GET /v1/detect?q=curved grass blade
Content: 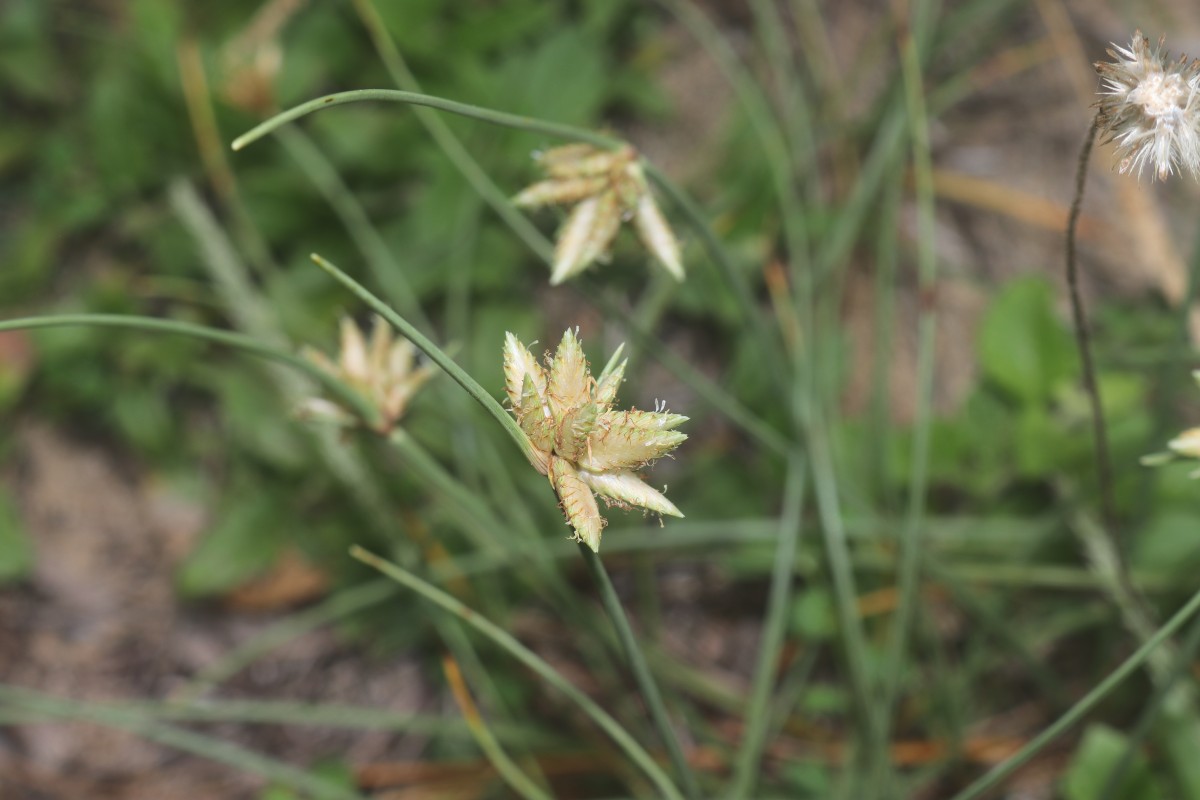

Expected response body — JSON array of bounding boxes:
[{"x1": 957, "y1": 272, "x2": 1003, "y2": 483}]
[
  {"x1": 232, "y1": 89, "x2": 621, "y2": 153},
  {"x1": 950, "y1": 583, "x2": 1200, "y2": 800},
  {"x1": 442, "y1": 655, "x2": 553, "y2": 800},
  {"x1": 351, "y1": 546, "x2": 685, "y2": 800},
  {"x1": 308, "y1": 253, "x2": 539, "y2": 467},
  {"x1": 0, "y1": 313, "x2": 378, "y2": 427}
]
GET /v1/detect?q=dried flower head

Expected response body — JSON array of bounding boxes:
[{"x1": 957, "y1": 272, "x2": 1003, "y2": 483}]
[
  {"x1": 1095, "y1": 31, "x2": 1200, "y2": 181},
  {"x1": 504, "y1": 328, "x2": 686, "y2": 551},
  {"x1": 1141, "y1": 371, "x2": 1200, "y2": 476},
  {"x1": 514, "y1": 143, "x2": 685, "y2": 285},
  {"x1": 299, "y1": 316, "x2": 434, "y2": 433}
]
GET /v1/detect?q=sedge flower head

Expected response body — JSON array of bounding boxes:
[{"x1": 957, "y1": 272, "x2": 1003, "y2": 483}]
[
  {"x1": 513, "y1": 143, "x2": 685, "y2": 285},
  {"x1": 503, "y1": 328, "x2": 686, "y2": 552},
  {"x1": 299, "y1": 316, "x2": 434, "y2": 433},
  {"x1": 1141, "y1": 371, "x2": 1200, "y2": 477},
  {"x1": 1095, "y1": 31, "x2": 1200, "y2": 181}
]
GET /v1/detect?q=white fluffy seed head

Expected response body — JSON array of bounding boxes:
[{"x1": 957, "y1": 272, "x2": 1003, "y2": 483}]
[{"x1": 1096, "y1": 31, "x2": 1200, "y2": 181}]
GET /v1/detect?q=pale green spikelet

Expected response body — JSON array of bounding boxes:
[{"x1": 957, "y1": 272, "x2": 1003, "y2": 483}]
[
  {"x1": 501, "y1": 329, "x2": 687, "y2": 551},
  {"x1": 516, "y1": 142, "x2": 687, "y2": 283},
  {"x1": 298, "y1": 316, "x2": 433, "y2": 433}
]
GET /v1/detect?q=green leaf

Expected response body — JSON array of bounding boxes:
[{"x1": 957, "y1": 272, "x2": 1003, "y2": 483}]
[
  {"x1": 790, "y1": 588, "x2": 837, "y2": 641},
  {"x1": 1063, "y1": 724, "x2": 1164, "y2": 800},
  {"x1": 800, "y1": 684, "x2": 848, "y2": 714},
  {"x1": 782, "y1": 762, "x2": 831, "y2": 798},
  {"x1": 177, "y1": 493, "x2": 286, "y2": 598},
  {"x1": 0, "y1": 487, "x2": 33, "y2": 584},
  {"x1": 1132, "y1": 513, "x2": 1200, "y2": 581},
  {"x1": 978, "y1": 276, "x2": 1077, "y2": 404}
]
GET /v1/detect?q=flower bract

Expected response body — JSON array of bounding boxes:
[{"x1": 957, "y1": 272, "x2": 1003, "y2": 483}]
[{"x1": 504, "y1": 328, "x2": 686, "y2": 551}]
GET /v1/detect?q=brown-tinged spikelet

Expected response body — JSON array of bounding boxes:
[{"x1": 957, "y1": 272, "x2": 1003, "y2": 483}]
[{"x1": 503, "y1": 329, "x2": 686, "y2": 551}]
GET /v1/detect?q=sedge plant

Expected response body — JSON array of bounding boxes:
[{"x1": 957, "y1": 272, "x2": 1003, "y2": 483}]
[{"x1": 16, "y1": 6, "x2": 1200, "y2": 799}]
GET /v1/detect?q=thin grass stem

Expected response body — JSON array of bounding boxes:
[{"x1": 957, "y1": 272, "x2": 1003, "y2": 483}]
[
  {"x1": 0, "y1": 313, "x2": 377, "y2": 427},
  {"x1": 1064, "y1": 119, "x2": 1161, "y2": 649},
  {"x1": 4, "y1": 695, "x2": 540, "y2": 740},
  {"x1": 387, "y1": 428, "x2": 509, "y2": 556},
  {"x1": 309, "y1": 253, "x2": 538, "y2": 466},
  {"x1": 578, "y1": 544, "x2": 700, "y2": 799},
  {"x1": 1066, "y1": 119, "x2": 1118, "y2": 540},
  {"x1": 642, "y1": 164, "x2": 791, "y2": 391},
  {"x1": 876, "y1": 11, "x2": 940, "y2": 793},
  {"x1": 1100, "y1": 612, "x2": 1200, "y2": 800},
  {"x1": 232, "y1": 89, "x2": 621, "y2": 154},
  {"x1": 726, "y1": 454, "x2": 807, "y2": 798},
  {"x1": 273, "y1": 125, "x2": 433, "y2": 334},
  {"x1": 809, "y1": 419, "x2": 878, "y2": 757},
  {"x1": 442, "y1": 655, "x2": 553, "y2": 800},
  {"x1": 351, "y1": 546, "x2": 686, "y2": 800},
  {"x1": 949, "y1": 583, "x2": 1200, "y2": 800},
  {"x1": 349, "y1": 0, "x2": 555, "y2": 263}
]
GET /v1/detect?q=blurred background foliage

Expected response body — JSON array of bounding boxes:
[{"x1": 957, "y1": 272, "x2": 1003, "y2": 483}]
[{"x1": 4, "y1": 0, "x2": 1200, "y2": 798}]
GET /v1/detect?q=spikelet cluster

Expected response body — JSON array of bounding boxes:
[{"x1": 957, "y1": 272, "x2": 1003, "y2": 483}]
[
  {"x1": 514, "y1": 143, "x2": 685, "y2": 285},
  {"x1": 1096, "y1": 31, "x2": 1200, "y2": 181},
  {"x1": 299, "y1": 316, "x2": 434, "y2": 433},
  {"x1": 503, "y1": 329, "x2": 686, "y2": 551}
]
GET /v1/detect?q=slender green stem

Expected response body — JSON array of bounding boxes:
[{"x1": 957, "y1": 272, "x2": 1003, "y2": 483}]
[
  {"x1": 309, "y1": 253, "x2": 538, "y2": 466},
  {"x1": 726, "y1": 454, "x2": 808, "y2": 798},
  {"x1": 349, "y1": 0, "x2": 555, "y2": 264},
  {"x1": 274, "y1": 125, "x2": 434, "y2": 334},
  {"x1": 749, "y1": 0, "x2": 819, "y2": 199},
  {"x1": 660, "y1": 0, "x2": 811, "y2": 286},
  {"x1": 577, "y1": 544, "x2": 700, "y2": 799},
  {"x1": 351, "y1": 546, "x2": 685, "y2": 800},
  {"x1": 168, "y1": 178, "x2": 286, "y2": 346},
  {"x1": 877, "y1": 12, "x2": 940, "y2": 793},
  {"x1": 1100, "y1": 612, "x2": 1200, "y2": 800},
  {"x1": 387, "y1": 428, "x2": 509, "y2": 556},
  {"x1": 642, "y1": 164, "x2": 790, "y2": 393},
  {"x1": 232, "y1": 89, "x2": 621, "y2": 153},
  {"x1": 442, "y1": 656, "x2": 553, "y2": 800},
  {"x1": 949, "y1": 584, "x2": 1200, "y2": 800},
  {"x1": 0, "y1": 313, "x2": 378, "y2": 427},
  {"x1": 1065, "y1": 118, "x2": 1143, "y2": 610},
  {"x1": 809, "y1": 419, "x2": 877, "y2": 752}
]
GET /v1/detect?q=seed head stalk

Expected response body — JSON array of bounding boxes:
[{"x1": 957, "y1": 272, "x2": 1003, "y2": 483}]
[{"x1": 1066, "y1": 116, "x2": 1160, "y2": 654}]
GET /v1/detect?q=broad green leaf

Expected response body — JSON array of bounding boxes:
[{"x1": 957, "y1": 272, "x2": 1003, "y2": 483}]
[
  {"x1": 1063, "y1": 724, "x2": 1163, "y2": 800},
  {"x1": 978, "y1": 277, "x2": 1077, "y2": 403},
  {"x1": 790, "y1": 588, "x2": 837, "y2": 641},
  {"x1": 1132, "y1": 513, "x2": 1200, "y2": 581}
]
